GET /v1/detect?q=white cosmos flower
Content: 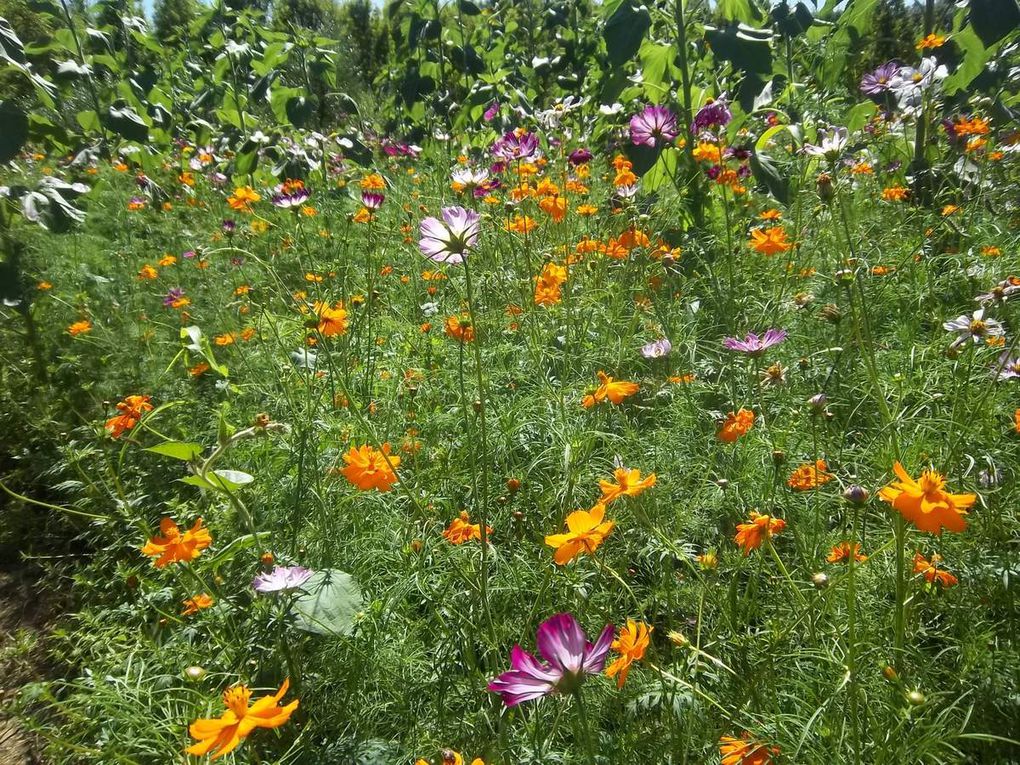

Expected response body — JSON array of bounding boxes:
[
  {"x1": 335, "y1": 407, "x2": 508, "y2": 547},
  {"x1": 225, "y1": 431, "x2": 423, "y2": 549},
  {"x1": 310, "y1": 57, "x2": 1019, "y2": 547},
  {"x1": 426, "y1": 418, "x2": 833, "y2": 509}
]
[
  {"x1": 418, "y1": 206, "x2": 481, "y2": 265},
  {"x1": 942, "y1": 308, "x2": 1004, "y2": 348}
]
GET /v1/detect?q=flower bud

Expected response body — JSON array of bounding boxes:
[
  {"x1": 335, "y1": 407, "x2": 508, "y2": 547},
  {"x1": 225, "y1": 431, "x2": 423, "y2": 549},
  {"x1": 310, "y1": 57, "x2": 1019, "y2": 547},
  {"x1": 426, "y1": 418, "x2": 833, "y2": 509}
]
[
  {"x1": 260, "y1": 551, "x2": 275, "y2": 566},
  {"x1": 715, "y1": 478, "x2": 729, "y2": 490},
  {"x1": 882, "y1": 665, "x2": 899, "y2": 682},
  {"x1": 667, "y1": 630, "x2": 688, "y2": 647},
  {"x1": 811, "y1": 572, "x2": 829, "y2": 589},
  {"x1": 843, "y1": 485, "x2": 870, "y2": 506},
  {"x1": 808, "y1": 393, "x2": 828, "y2": 413},
  {"x1": 506, "y1": 477, "x2": 521, "y2": 493},
  {"x1": 906, "y1": 690, "x2": 926, "y2": 706},
  {"x1": 772, "y1": 450, "x2": 786, "y2": 465},
  {"x1": 409, "y1": 539, "x2": 423, "y2": 554},
  {"x1": 816, "y1": 172, "x2": 834, "y2": 202},
  {"x1": 820, "y1": 304, "x2": 842, "y2": 324},
  {"x1": 185, "y1": 665, "x2": 207, "y2": 681}
]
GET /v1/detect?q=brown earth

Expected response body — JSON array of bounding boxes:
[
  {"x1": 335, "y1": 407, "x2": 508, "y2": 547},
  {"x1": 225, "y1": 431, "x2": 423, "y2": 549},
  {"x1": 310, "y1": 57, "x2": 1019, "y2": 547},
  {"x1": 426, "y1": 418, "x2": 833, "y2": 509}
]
[{"x1": 0, "y1": 567, "x2": 48, "y2": 765}]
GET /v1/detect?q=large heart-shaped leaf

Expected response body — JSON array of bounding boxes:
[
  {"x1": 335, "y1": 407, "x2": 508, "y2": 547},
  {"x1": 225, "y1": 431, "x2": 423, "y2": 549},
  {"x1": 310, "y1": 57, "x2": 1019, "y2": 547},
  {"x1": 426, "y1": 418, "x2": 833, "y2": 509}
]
[
  {"x1": 291, "y1": 569, "x2": 363, "y2": 636},
  {"x1": 967, "y1": 0, "x2": 1020, "y2": 48}
]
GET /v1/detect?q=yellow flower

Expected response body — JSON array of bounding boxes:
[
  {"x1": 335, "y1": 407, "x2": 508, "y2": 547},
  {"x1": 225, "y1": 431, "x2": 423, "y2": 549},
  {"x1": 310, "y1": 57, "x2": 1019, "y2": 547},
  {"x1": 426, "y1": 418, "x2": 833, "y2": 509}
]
[
  {"x1": 598, "y1": 467, "x2": 656, "y2": 504},
  {"x1": 878, "y1": 462, "x2": 975, "y2": 534},
  {"x1": 544, "y1": 504, "x2": 615, "y2": 564},
  {"x1": 605, "y1": 619, "x2": 652, "y2": 688},
  {"x1": 186, "y1": 679, "x2": 298, "y2": 760}
]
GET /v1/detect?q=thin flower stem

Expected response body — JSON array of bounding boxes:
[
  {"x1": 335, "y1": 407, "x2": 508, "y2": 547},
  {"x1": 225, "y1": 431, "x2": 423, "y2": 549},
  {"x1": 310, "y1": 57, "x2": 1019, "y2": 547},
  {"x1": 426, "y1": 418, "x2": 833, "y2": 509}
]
[{"x1": 765, "y1": 536, "x2": 807, "y2": 606}]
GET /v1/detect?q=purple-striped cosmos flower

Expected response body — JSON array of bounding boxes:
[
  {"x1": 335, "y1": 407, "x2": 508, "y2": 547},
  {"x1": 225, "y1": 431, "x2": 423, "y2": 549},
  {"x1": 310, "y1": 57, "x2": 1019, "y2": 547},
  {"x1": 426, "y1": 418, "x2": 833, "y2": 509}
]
[
  {"x1": 488, "y1": 613, "x2": 613, "y2": 706},
  {"x1": 361, "y1": 191, "x2": 384, "y2": 210},
  {"x1": 569, "y1": 148, "x2": 593, "y2": 165},
  {"x1": 641, "y1": 338, "x2": 672, "y2": 359},
  {"x1": 692, "y1": 96, "x2": 732, "y2": 133},
  {"x1": 630, "y1": 105, "x2": 679, "y2": 148},
  {"x1": 995, "y1": 351, "x2": 1020, "y2": 381},
  {"x1": 723, "y1": 329, "x2": 788, "y2": 356},
  {"x1": 419, "y1": 206, "x2": 481, "y2": 265},
  {"x1": 271, "y1": 185, "x2": 311, "y2": 209},
  {"x1": 491, "y1": 130, "x2": 539, "y2": 162},
  {"x1": 163, "y1": 287, "x2": 185, "y2": 307},
  {"x1": 253, "y1": 565, "x2": 313, "y2": 594},
  {"x1": 860, "y1": 61, "x2": 900, "y2": 96}
]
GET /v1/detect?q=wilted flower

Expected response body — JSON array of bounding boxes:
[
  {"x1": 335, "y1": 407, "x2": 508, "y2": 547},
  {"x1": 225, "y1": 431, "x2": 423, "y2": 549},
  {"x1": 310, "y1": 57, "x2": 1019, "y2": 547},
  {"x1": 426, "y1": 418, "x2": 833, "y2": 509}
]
[
  {"x1": 630, "y1": 105, "x2": 679, "y2": 147},
  {"x1": 723, "y1": 329, "x2": 787, "y2": 356},
  {"x1": 442, "y1": 511, "x2": 491, "y2": 545},
  {"x1": 253, "y1": 565, "x2": 313, "y2": 594},
  {"x1": 419, "y1": 207, "x2": 481, "y2": 265},
  {"x1": 640, "y1": 337, "x2": 672, "y2": 359},
  {"x1": 488, "y1": 613, "x2": 613, "y2": 706}
]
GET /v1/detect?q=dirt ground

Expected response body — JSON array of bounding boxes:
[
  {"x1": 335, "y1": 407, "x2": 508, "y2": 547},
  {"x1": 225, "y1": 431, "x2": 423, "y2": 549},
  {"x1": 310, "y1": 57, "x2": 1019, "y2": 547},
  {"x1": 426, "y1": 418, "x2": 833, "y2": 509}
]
[{"x1": 0, "y1": 567, "x2": 48, "y2": 765}]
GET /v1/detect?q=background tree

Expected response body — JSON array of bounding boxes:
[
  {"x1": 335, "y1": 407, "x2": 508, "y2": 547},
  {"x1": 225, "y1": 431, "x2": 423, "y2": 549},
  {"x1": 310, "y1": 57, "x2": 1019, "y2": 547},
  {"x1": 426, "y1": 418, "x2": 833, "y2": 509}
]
[{"x1": 153, "y1": 0, "x2": 198, "y2": 46}]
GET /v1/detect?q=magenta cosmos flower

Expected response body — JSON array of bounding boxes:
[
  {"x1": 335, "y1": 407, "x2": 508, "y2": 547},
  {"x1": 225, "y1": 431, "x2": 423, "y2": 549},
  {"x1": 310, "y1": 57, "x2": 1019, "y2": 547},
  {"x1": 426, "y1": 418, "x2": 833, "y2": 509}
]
[
  {"x1": 419, "y1": 206, "x2": 480, "y2": 265},
  {"x1": 723, "y1": 329, "x2": 787, "y2": 355},
  {"x1": 253, "y1": 565, "x2": 313, "y2": 594},
  {"x1": 488, "y1": 613, "x2": 613, "y2": 706},
  {"x1": 491, "y1": 130, "x2": 539, "y2": 162},
  {"x1": 630, "y1": 105, "x2": 679, "y2": 148}
]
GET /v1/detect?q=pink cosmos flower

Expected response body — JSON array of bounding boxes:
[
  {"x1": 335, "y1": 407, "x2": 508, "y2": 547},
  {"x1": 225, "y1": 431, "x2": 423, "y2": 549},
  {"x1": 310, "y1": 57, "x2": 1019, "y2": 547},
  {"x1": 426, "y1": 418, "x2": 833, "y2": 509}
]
[
  {"x1": 488, "y1": 613, "x2": 613, "y2": 706},
  {"x1": 253, "y1": 565, "x2": 313, "y2": 594},
  {"x1": 491, "y1": 130, "x2": 539, "y2": 162},
  {"x1": 630, "y1": 105, "x2": 679, "y2": 148},
  {"x1": 418, "y1": 206, "x2": 480, "y2": 265},
  {"x1": 723, "y1": 329, "x2": 787, "y2": 356},
  {"x1": 641, "y1": 338, "x2": 672, "y2": 359}
]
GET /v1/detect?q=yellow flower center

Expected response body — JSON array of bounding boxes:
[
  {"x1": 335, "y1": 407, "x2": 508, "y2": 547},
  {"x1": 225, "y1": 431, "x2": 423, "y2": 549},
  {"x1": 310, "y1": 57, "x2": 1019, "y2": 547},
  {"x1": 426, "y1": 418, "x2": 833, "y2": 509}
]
[
  {"x1": 969, "y1": 319, "x2": 987, "y2": 335},
  {"x1": 918, "y1": 470, "x2": 945, "y2": 494}
]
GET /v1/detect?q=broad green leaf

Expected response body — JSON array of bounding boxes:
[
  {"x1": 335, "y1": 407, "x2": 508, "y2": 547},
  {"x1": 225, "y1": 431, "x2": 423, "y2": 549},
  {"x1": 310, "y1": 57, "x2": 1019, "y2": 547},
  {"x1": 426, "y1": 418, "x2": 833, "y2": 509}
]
[
  {"x1": 0, "y1": 102, "x2": 28, "y2": 164},
  {"x1": 291, "y1": 569, "x2": 363, "y2": 636},
  {"x1": 704, "y1": 24, "x2": 773, "y2": 75},
  {"x1": 967, "y1": 0, "x2": 1019, "y2": 48},
  {"x1": 144, "y1": 441, "x2": 203, "y2": 461},
  {"x1": 603, "y1": 1, "x2": 651, "y2": 68}
]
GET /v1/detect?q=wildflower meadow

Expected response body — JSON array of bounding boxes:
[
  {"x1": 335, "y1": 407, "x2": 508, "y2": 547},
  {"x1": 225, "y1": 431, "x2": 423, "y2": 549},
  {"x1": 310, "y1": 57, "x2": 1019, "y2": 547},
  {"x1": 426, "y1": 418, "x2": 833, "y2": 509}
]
[{"x1": 1, "y1": 0, "x2": 1019, "y2": 762}]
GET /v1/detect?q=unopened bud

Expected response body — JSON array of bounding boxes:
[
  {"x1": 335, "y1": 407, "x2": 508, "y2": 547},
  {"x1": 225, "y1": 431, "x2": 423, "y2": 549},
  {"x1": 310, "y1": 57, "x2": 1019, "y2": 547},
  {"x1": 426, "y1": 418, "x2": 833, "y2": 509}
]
[
  {"x1": 843, "y1": 485, "x2": 870, "y2": 505},
  {"x1": 907, "y1": 690, "x2": 926, "y2": 706},
  {"x1": 184, "y1": 665, "x2": 207, "y2": 681},
  {"x1": 808, "y1": 393, "x2": 828, "y2": 413},
  {"x1": 667, "y1": 630, "x2": 688, "y2": 647},
  {"x1": 812, "y1": 572, "x2": 829, "y2": 589}
]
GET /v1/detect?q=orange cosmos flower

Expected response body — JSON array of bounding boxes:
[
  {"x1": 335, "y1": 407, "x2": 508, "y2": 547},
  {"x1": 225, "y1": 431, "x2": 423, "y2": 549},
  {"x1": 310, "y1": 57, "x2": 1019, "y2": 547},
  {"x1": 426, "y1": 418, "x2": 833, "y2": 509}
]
[
  {"x1": 916, "y1": 33, "x2": 945, "y2": 50},
  {"x1": 314, "y1": 301, "x2": 348, "y2": 337},
  {"x1": 881, "y1": 186, "x2": 909, "y2": 202},
  {"x1": 605, "y1": 619, "x2": 652, "y2": 688},
  {"x1": 105, "y1": 394, "x2": 154, "y2": 438},
  {"x1": 37, "y1": 281, "x2": 53, "y2": 290},
  {"x1": 539, "y1": 195, "x2": 567, "y2": 222},
  {"x1": 598, "y1": 467, "x2": 656, "y2": 504},
  {"x1": 719, "y1": 733, "x2": 779, "y2": 765},
  {"x1": 1014, "y1": 408, "x2": 1020, "y2": 433},
  {"x1": 141, "y1": 517, "x2": 212, "y2": 568},
  {"x1": 186, "y1": 679, "x2": 298, "y2": 760},
  {"x1": 544, "y1": 503, "x2": 615, "y2": 565},
  {"x1": 227, "y1": 186, "x2": 260, "y2": 212},
  {"x1": 534, "y1": 262, "x2": 568, "y2": 306},
  {"x1": 941, "y1": 204, "x2": 960, "y2": 217},
  {"x1": 582, "y1": 371, "x2": 639, "y2": 408},
  {"x1": 182, "y1": 593, "x2": 215, "y2": 616},
  {"x1": 734, "y1": 511, "x2": 786, "y2": 555},
  {"x1": 749, "y1": 227, "x2": 792, "y2": 256},
  {"x1": 614, "y1": 168, "x2": 638, "y2": 187},
  {"x1": 692, "y1": 141, "x2": 722, "y2": 164},
  {"x1": 442, "y1": 511, "x2": 492, "y2": 545},
  {"x1": 576, "y1": 203, "x2": 598, "y2": 216},
  {"x1": 759, "y1": 208, "x2": 782, "y2": 221},
  {"x1": 827, "y1": 541, "x2": 867, "y2": 564},
  {"x1": 137, "y1": 264, "x2": 159, "y2": 280},
  {"x1": 912, "y1": 552, "x2": 958, "y2": 588},
  {"x1": 360, "y1": 173, "x2": 386, "y2": 190},
  {"x1": 878, "y1": 462, "x2": 975, "y2": 534},
  {"x1": 444, "y1": 314, "x2": 475, "y2": 342},
  {"x1": 67, "y1": 319, "x2": 92, "y2": 336},
  {"x1": 505, "y1": 215, "x2": 537, "y2": 234},
  {"x1": 787, "y1": 459, "x2": 833, "y2": 491},
  {"x1": 340, "y1": 443, "x2": 401, "y2": 492},
  {"x1": 718, "y1": 409, "x2": 754, "y2": 442}
]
